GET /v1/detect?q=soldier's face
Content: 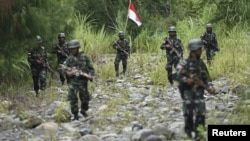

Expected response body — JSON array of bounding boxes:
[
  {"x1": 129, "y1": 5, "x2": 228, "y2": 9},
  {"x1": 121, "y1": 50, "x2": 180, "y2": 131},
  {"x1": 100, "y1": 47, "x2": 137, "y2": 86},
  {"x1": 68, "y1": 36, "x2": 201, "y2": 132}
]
[
  {"x1": 59, "y1": 37, "x2": 65, "y2": 42},
  {"x1": 69, "y1": 48, "x2": 78, "y2": 55},
  {"x1": 196, "y1": 48, "x2": 202, "y2": 57},
  {"x1": 206, "y1": 27, "x2": 212, "y2": 32},
  {"x1": 169, "y1": 31, "x2": 176, "y2": 37},
  {"x1": 191, "y1": 48, "x2": 202, "y2": 58}
]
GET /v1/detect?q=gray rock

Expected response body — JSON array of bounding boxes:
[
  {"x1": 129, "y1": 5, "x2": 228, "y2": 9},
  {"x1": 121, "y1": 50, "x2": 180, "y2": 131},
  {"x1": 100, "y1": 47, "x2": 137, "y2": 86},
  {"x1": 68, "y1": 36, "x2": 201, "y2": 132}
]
[
  {"x1": 79, "y1": 127, "x2": 93, "y2": 136},
  {"x1": 144, "y1": 135, "x2": 162, "y2": 141},
  {"x1": 23, "y1": 116, "x2": 42, "y2": 129},
  {"x1": 132, "y1": 129, "x2": 155, "y2": 141},
  {"x1": 80, "y1": 134, "x2": 100, "y2": 141}
]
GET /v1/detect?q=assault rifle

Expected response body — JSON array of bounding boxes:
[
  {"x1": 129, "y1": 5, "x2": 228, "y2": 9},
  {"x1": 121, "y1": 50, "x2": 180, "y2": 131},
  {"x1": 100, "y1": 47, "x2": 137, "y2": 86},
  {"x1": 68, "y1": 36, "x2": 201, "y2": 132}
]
[
  {"x1": 59, "y1": 64, "x2": 94, "y2": 81},
  {"x1": 56, "y1": 44, "x2": 69, "y2": 57},
  {"x1": 113, "y1": 41, "x2": 129, "y2": 55},
  {"x1": 39, "y1": 57, "x2": 56, "y2": 74},
  {"x1": 190, "y1": 73, "x2": 226, "y2": 105},
  {"x1": 202, "y1": 40, "x2": 220, "y2": 51},
  {"x1": 165, "y1": 39, "x2": 182, "y2": 58},
  {"x1": 190, "y1": 73, "x2": 215, "y2": 95}
]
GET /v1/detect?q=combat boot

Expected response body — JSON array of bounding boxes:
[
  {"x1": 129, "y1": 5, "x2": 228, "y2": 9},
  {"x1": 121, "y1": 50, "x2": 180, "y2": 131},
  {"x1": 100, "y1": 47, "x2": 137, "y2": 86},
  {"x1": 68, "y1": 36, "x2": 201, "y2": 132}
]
[
  {"x1": 61, "y1": 80, "x2": 65, "y2": 85},
  {"x1": 115, "y1": 71, "x2": 119, "y2": 77},
  {"x1": 35, "y1": 90, "x2": 39, "y2": 97},
  {"x1": 72, "y1": 114, "x2": 79, "y2": 121},
  {"x1": 122, "y1": 69, "x2": 126, "y2": 76},
  {"x1": 168, "y1": 75, "x2": 173, "y2": 85},
  {"x1": 115, "y1": 64, "x2": 119, "y2": 77},
  {"x1": 80, "y1": 110, "x2": 88, "y2": 117}
]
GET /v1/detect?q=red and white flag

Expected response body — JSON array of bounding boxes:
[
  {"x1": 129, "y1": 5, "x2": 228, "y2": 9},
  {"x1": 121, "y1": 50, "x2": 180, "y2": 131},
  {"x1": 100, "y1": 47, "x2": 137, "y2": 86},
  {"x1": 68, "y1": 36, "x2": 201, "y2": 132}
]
[{"x1": 128, "y1": 1, "x2": 142, "y2": 27}]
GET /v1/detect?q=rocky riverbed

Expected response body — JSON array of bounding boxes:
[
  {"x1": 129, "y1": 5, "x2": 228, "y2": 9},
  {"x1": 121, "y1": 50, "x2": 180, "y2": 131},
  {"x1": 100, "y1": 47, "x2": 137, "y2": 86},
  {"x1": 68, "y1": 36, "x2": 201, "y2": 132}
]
[{"x1": 0, "y1": 54, "x2": 249, "y2": 141}]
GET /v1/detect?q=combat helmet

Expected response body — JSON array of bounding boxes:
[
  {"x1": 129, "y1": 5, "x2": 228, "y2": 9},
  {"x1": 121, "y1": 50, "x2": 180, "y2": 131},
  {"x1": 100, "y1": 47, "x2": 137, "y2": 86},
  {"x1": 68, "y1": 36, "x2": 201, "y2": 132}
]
[
  {"x1": 36, "y1": 35, "x2": 42, "y2": 43},
  {"x1": 206, "y1": 23, "x2": 212, "y2": 28},
  {"x1": 68, "y1": 39, "x2": 81, "y2": 49},
  {"x1": 188, "y1": 39, "x2": 204, "y2": 51},
  {"x1": 58, "y1": 33, "x2": 66, "y2": 39},
  {"x1": 168, "y1": 26, "x2": 176, "y2": 32},
  {"x1": 118, "y1": 31, "x2": 125, "y2": 38}
]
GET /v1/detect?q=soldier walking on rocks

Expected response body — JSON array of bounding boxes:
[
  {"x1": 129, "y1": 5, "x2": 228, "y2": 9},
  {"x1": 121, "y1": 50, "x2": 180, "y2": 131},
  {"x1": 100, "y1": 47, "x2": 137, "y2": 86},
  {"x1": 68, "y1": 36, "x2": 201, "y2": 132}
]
[
  {"x1": 60, "y1": 39, "x2": 95, "y2": 121},
  {"x1": 173, "y1": 39, "x2": 215, "y2": 140}
]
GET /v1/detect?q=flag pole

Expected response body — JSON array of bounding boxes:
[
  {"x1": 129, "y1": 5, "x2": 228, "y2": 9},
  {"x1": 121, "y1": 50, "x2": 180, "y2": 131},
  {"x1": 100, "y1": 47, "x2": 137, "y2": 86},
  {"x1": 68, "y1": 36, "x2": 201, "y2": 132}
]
[{"x1": 124, "y1": 0, "x2": 131, "y2": 32}]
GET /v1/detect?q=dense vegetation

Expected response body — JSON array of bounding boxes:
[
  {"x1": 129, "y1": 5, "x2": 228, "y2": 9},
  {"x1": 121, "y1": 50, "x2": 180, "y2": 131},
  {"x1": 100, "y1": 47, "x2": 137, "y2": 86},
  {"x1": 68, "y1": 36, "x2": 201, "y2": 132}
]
[{"x1": 0, "y1": 0, "x2": 250, "y2": 125}]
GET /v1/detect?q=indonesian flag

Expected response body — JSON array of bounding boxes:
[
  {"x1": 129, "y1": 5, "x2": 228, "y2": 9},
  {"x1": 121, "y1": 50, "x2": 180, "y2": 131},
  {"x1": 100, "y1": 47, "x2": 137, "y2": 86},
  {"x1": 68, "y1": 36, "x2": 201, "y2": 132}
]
[{"x1": 128, "y1": 2, "x2": 142, "y2": 27}]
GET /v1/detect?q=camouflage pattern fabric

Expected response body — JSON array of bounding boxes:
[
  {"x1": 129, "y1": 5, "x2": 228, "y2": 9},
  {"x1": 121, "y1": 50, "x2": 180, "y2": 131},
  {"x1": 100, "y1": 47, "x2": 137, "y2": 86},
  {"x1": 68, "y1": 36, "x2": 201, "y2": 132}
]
[
  {"x1": 52, "y1": 43, "x2": 70, "y2": 64},
  {"x1": 200, "y1": 32, "x2": 218, "y2": 64},
  {"x1": 160, "y1": 37, "x2": 184, "y2": 84},
  {"x1": 174, "y1": 57, "x2": 212, "y2": 138},
  {"x1": 63, "y1": 53, "x2": 95, "y2": 116},
  {"x1": 27, "y1": 45, "x2": 48, "y2": 94},
  {"x1": 52, "y1": 43, "x2": 70, "y2": 84},
  {"x1": 113, "y1": 39, "x2": 130, "y2": 76}
]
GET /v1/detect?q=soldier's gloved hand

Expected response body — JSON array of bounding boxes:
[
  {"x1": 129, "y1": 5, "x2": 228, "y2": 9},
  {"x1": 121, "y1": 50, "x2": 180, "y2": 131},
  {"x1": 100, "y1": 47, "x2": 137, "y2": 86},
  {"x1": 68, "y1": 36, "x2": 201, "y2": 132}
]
[
  {"x1": 207, "y1": 86, "x2": 215, "y2": 95},
  {"x1": 166, "y1": 45, "x2": 171, "y2": 48},
  {"x1": 202, "y1": 40, "x2": 208, "y2": 44},
  {"x1": 186, "y1": 78, "x2": 195, "y2": 85},
  {"x1": 66, "y1": 71, "x2": 74, "y2": 77},
  {"x1": 36, "y1": 60, "x2": 43, "y2": 64}
]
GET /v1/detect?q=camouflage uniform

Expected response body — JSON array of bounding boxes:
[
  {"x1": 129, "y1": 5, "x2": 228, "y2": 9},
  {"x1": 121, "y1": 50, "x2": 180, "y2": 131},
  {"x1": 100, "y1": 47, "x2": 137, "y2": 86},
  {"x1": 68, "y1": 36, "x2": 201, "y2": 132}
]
[
  {"x1": 63, "y1": 39, "x2": 95, "y2": 120},
  {"x1": 173, "y1": 39, "x2": 214, "y2": 139},
  {"x1": 160, "y1": 26, "x2": 183, "y2": 84},
  {"x1": 200, "y1": 23, "x2": 219, "y2": 65},
  {"x1": 27, "y1": 35, "x2": 48, "y2": 96},
  {"x1": 113, "y1": 31, "x2": 130, "y2": 77},
  {"x1": 52, "y1": 33, "x2": 70, "y2": 85}
]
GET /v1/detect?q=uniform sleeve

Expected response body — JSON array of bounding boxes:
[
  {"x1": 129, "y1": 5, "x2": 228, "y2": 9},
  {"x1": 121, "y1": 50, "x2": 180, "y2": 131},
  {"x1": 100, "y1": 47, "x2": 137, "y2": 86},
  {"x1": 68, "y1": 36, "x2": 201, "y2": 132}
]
[
  {"x1": 160, "y1": 39, "x2": 167, "y2": 50},
  {"x1": 52, "y1": 45, "x2": 58, "y2": 54},
  {"x1": 27, "y1": 50, "x2": 36, "y2": 65},
  {"x1": 126, "y1": 40, "x2": 130, "y2": 53},
  {"x1": 112, "y1": 40, "x2": 118, "y2": 49},
  {"x1": 86, "y1": 56, "x2": 95, "y2": 76},
  {"x1": 214, "y1": 33, "x2": 218, "y2": 48},
  {"x1": 200, "y1": 32, "x2": 205, "y2": 40},
  {"x1": 178, "y1": 39, "x2": 184, "y2": 55},
  {"x1": 174, "y1": 60, "x2": 188, "y2": 84},
  {"x1": 42, "y1": 48, "x2": 48, "y2": 63},
  {"x1": 201, "y1": 60, "x2": 212, "y2": 83}
]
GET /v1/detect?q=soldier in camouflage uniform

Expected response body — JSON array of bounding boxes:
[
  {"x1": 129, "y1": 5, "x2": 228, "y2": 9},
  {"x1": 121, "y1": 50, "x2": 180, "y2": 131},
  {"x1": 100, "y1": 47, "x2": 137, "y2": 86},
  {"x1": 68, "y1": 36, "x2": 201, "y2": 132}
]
[
  {"x1": 173, "y1": 39, "x2": 215, "y2": 140},
  {"x1": 113, "y1": 31, "x2": 130, "y2": 77},
  {"x1": 27, "y1": 35, "x2": 48, "y2": 96},
  {"x1": 200, "y1": 23, "x2": 219, "y2": 65},
  {"x1": 62, "y1": 39, "x2": 95, "y2": 120},
  {"x1": 160, "y1": 26, "x2": 184, "y2": 85},
  {"x1": 52, "y1": 33, "x2": 70, "y2": 85}
]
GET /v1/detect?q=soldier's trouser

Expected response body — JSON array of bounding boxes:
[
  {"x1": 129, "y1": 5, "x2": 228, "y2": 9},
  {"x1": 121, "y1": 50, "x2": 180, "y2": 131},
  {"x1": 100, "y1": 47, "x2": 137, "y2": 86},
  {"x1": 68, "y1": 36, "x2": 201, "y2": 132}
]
[
  {"x1": 206, "y1": 48, "x2": 215, "y2": 65},
  {"x1": 31, "y1": 67, "x2": 47, "y2": 92},
  {"x1": 59, "y1": 71, "x2": 69, "y2": 84},
  {"x1": 68, "y1": 82, "x2": 90, "y2": 115},
  {"x1": 165, "y1": 57, "x2": 179, "y2": 84},
  {"x1": 114, "y1": 54, "x2": 128, "y2": 75},
  {"x1": 182, "y1": 89, "x2": 206, "y2": 138}
]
